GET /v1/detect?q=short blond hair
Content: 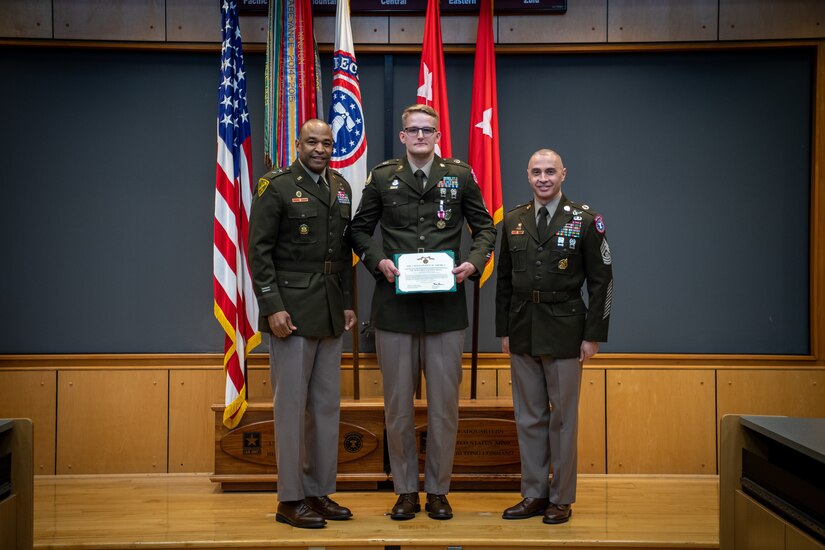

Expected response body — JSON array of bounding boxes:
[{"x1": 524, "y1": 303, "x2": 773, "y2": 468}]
[{"x1": 401, "y1": 104, "x2": 439, "y2": 128}]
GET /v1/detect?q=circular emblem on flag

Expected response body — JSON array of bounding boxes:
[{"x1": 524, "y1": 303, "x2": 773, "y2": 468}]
[
  {"x1": 595, "y1": 215, "x2": 606, "y2": 234},
  {"x1": 329, "y1": 85, "x2": 366, "y2": 168}
]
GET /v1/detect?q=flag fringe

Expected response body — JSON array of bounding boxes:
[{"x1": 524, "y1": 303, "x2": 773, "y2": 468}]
[{"x1": 214, "y1": 300, "x2": 260, "y2": 428}]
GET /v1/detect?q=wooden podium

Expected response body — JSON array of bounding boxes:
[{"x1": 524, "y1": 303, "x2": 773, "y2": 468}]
[{"x1": 211, "y1": 398, "x2": 520, "y2": 491}]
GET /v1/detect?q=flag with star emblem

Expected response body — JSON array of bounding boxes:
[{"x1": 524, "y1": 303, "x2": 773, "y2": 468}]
[
  {"x1": 417, "y1": 0, "x2": 451, "y2": 157},
  {"x1": 264, "y1": 0, "x2": 323, "y2": 168},
  {"x1": 328, "y1": 0, "x2": 367, "y2": 218},
  {"x1": 214, "y1": 0, "x2": 261, "y2": 429},
  {"x1": 468, "y1": 0, "x2": 503, "y2": 286}
]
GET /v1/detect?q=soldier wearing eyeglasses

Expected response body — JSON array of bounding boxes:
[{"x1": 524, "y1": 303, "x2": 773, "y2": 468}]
[{"x1": 349, "y1": 104, "x2": 496, "y2": 521}]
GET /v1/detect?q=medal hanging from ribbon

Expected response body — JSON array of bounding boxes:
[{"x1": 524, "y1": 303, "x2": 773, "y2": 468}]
[{"x1": 437, "y1": 200, "x2": 446, "y2": 229}]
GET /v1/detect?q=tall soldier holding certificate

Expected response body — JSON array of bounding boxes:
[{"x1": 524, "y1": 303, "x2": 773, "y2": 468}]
[{"x1": 349, "y1": 104, "x2": 495, "y2": 520}]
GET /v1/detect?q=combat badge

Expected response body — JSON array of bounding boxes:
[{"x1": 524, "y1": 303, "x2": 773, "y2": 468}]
[{"x1": 257, "y1": 178, "x2": 269, "y2": 197}]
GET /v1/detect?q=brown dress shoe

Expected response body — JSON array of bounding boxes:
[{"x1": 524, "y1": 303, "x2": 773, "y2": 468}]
[
  {"x1": 305, "y1": 496, "x2": 352, "y2": 520},
  {"x1": 543, "y1": 503, "x2": 572, "y2": 524},
  {"x1": 276, "y1": 500, "x2": 326, "y2": 529},
  {"x1": 425, "y1": 493, "x2": 453, "y2": 520},
  {"x1": 502, "y1": 497, "x2": 550, "y2": 519},
  {"x1": 390, "y1": 493, "x2": 420, "y2": 520}
]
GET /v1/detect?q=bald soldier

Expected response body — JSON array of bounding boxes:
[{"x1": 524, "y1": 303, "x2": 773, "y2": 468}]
[
  {"x1": 249, "y1": 119, "x2": 356, "y2": 529},
  {"x1": 496, "y1": 149, "x2": 613, "y2": 525}
]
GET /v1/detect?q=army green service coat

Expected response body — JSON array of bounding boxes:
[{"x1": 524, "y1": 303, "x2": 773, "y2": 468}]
[
  {"x1": 495, "y1": 194, "x2": 613, "y2": 358},
  {"x1": 348, "y1": 156, "x2": 496, "y2": 333},
  {"x1": 248, "y1": 161, "x2": 354, "y2": 338}
]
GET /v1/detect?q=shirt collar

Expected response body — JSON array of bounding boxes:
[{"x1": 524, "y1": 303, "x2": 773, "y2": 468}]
[{"x1": 535, "y1": 194, "x2": 562, "y2": 220}]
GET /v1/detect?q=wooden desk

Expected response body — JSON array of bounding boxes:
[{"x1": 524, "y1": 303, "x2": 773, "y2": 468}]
[
  {"x1": 720, "y1": 414, "x2": 825, "y2": 550},
  {"x1": 0, "y1": 418, "x2": 33, "y2": 550}
]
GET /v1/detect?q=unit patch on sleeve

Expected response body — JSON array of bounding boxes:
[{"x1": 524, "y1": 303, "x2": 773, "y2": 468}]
[{"x1": 257, "y1": 178, "x2": 270, "y2": 197}]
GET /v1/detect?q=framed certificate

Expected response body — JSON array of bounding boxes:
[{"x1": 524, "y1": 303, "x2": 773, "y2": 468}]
[{"x1": 394, "y1": 251, "x2": 457, "y2": 294}]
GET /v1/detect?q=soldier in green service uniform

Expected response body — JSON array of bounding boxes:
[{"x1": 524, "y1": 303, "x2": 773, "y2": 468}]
[
  {"x1": 348, "y1": 104, "x2": 496, "y2": 521},
  {"x1": 496, "y1": 149, "x2": 613, "y2": 525},
  {"x1": 249, "y1": 119, "x2": 356, "y2": 529}
]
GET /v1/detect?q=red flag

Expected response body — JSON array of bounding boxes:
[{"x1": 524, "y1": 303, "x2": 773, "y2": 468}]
[
  {"x1": 468, "y1": 0, "x2": 503, "y2": 286},
  {"x1": 417, "y1": 0, "x2": 452, "y2": 157}
]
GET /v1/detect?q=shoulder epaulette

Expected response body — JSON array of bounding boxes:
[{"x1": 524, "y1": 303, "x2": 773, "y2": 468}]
[
  {"x1": 374, "y1": 159, "x2": 400, "y2": 170},
  {"x1": 263, "y1": 167, "x2": 291, "y2": 181},
  {"x1": 507, "y1": 202, "x2": 532, "y2": 214},
  {"x1": 444, "y1": 158, "x2": 472, "y2": 170}
]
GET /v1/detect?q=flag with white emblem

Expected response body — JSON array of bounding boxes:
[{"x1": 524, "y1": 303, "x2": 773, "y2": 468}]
[
  {"x1": 328, "y1": 0, "x2": 367, "y2": 217},
  {"x1": 468, "y1": 0, "x2": 502, "y2": 286},
  {"x1": 417, "y1": 0, "x2": 452, "y2": 157},
  {"x1": 214, "y1": 0, "x2": 261, "y2": 429}
]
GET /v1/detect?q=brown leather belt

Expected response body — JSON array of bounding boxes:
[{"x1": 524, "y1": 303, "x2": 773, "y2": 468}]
[
  {"x1": 275, "y1": 260, "x2": 346, "y2": 274},
  {"x1": 515, "y1": 290, "x2": 580, "y2": 303}
]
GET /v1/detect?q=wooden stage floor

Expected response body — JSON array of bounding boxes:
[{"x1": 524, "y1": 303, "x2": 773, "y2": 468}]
[{"x1": 33, "y1": 474, "x2": 719, "y2": 550}]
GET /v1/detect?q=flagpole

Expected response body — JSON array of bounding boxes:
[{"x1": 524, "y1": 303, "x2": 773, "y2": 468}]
[
  {"x1": 352, "y1": 265, "x2": 360, "y2": 400},
  {"x1": 471, "y1": 280, "x2": 480, "y2": 400}
]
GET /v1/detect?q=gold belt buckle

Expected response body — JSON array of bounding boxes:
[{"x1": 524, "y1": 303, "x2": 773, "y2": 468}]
[{"x1": 532, "y1": 290, "x2": 541, "y2": 303}]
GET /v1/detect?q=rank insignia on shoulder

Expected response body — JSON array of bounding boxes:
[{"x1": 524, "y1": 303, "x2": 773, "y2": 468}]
[
  {"x1": 257, "y1": 179, "x2": 270, "y2": 197},
  {"x1": 582, "y1": 204, "x2": 590, "y2": 210}
]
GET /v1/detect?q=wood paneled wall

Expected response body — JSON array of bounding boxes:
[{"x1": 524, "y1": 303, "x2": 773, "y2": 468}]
[
  {"x1": 1, "y1": 0, "x2": 824, "y2": 44},
  {"x1": 2, "y1": 361, "x2": 823, "y2": 476}
]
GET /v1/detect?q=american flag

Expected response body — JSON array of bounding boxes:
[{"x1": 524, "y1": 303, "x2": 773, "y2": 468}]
[{"x1": 214, "y1": 0, "x2": 260, "y2": 429}]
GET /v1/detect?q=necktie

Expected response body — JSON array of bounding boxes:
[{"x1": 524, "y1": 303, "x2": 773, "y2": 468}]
[
  {"x1": 414, "y1": 169, "x2": 426, "y2": 190},
  {"x1": 318, "y1": 176, "x2": 328, "y2": 192},
  {"x1": 537, "y1": 206, "x2": 549, "y2": 242}
]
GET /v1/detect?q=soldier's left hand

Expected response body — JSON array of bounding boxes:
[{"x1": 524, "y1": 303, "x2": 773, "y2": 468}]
[
  {"x1": 452, "y1": 262, "x2": 477, "y2": 284},
  {"x1": 344, "y1": 309, "x2": 357, "y2": 331}
]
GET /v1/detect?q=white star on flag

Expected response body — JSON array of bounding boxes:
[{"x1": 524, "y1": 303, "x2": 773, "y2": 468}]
[
  {"x1": 475, "y1": 107, "x2": 493, "y2": 138},
  {"x1": 417, "y1": 63, "x2": 433, "y2": 101}
]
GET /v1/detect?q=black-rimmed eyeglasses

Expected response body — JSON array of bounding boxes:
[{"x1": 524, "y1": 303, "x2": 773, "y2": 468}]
[{"x1": 403, "y1": 127, "x2": 437, "y2": 137}]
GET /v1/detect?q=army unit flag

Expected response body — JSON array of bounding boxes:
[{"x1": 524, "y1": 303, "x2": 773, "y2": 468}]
[
  {"x1": 264, "y1": 0, "x2": 323, "y2": 168},
  {"x1": 328, "y1": 0, "x2": 368, "y2": 216},
  {"x1": 417, "y1": 0, "x2": 452, "y2": 158},
  {"x1": 214, "y1": 1, "x2": 261, "y2": 429},
  {"x1": 468, "y1": 0, "x2": 504, "y2": 286}
]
